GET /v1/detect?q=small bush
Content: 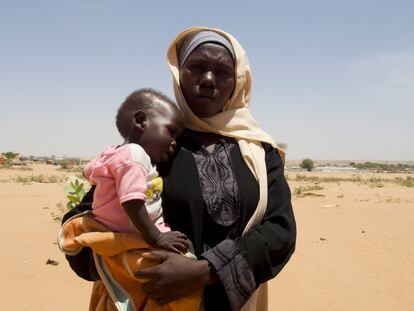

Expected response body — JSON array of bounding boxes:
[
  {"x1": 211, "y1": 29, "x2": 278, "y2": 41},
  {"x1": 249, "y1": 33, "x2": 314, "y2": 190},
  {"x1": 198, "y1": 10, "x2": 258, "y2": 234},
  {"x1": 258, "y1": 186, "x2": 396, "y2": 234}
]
[
  {"x1": 293, "y1": 184, "x2": 324, "y2": 197},
  {"x1": 63, "y1": 177, "x2": 89, "y2": 209},
  {"x1": 394, "y1": 176, "x2": 414, "y2": 187},
  {"x1": 14, "y1": 174, "x2": 62, "y2": 184},
  {"x1": 301, "y1": 158, "x2": 315, "y2": 171},
  {"x1": 1, "y1": 151, "x2": 19, "y2": 167}
]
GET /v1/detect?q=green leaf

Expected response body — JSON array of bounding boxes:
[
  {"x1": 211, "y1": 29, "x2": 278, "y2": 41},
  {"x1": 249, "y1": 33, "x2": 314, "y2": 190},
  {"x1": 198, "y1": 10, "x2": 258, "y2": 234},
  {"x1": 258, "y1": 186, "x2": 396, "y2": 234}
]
[
  {"x1": 76, "y1": 183, "x2": 84, "y2": 193},
  {"x1": 67, "y1": 195, "x2": 79, "y2": 203}
]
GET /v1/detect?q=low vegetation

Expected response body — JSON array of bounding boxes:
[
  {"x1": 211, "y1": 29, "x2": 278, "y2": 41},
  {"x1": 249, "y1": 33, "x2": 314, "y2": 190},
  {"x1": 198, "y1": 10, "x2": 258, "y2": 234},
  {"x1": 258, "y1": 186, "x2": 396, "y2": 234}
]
[
  {"x1": 57, "y1": 164, "x2": 83, "y2": 173},
  {"x1": 293, "y1": 184, "x2": 324, "y2": 197},
  {"x1": 349, "y1": 162, "x2": 414, "y2": 173},
  {"x1": 394, "y1": 176, "x2": 414, "y2": 187},
  {"x1": 14, "y1": 174, "x2": 64, "y2": 184},
  {"x1": 294, "y1": 174, "x2": 413, "y2": 188},
  {"x1": 1, "y1": 151, "x2": 19, "y2": 168},
  {"x1": 0, "y1": 166, "x2": 33, "y2": 171}
]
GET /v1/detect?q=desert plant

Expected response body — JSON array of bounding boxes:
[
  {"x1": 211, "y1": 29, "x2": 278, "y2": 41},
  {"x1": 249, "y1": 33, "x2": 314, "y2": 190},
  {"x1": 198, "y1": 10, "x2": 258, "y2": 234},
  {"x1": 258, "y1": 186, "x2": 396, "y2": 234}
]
[
  {"x1": 394, "y1": 176, "x2": 414, "y2": 187},
  {"x1": 300, "y1": 158, "x2": 315, "y2": 171},
  {"x1": 14, "y1": 174, "x2": 62, "y2": 184},
  {"x1": 58, "y1": 159, "x2": 70, "y2": 170},
  {"x1": 2, "y1": 151, "x2": 19, "y2": 160},
  {"x1": 293, "y1": 184, "x2": 325, "y2": 197},
  {"x1": 15, "y1": 174, "x2": 44, "y2": 184},
  {"x1": 1, "y1": 151, "x2": 19, "y2": 168},
  {"x1": 63, "y1": 177, "x2": 88, "y2": 209}
]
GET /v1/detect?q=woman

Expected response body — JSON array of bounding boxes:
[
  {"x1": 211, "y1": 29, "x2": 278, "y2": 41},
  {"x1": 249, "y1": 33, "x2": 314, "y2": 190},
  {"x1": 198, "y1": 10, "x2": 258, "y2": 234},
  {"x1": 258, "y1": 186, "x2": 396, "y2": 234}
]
[{"x1": 64, "y1": 27, "x2": 296, "y2": 311}]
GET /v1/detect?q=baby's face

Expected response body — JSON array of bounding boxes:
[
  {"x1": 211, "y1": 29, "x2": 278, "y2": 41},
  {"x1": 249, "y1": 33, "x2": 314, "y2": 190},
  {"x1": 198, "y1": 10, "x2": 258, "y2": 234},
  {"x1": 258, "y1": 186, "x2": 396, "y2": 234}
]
[{"x1": 139, "y1": 100, "x2": 185, "y2": 163}]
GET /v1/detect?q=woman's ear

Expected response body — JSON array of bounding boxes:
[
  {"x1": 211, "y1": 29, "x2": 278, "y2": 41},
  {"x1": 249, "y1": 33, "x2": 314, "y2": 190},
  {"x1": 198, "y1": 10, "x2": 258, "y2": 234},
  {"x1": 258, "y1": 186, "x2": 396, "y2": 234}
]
[{"x1": 133, "y1": 110, "x2": 146, "y2": 133}]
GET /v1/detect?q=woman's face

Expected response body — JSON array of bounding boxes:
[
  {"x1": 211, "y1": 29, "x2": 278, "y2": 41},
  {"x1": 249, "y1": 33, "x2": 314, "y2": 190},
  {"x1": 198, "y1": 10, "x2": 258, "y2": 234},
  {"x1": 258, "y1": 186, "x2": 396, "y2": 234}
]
[{"x1": 179, "y1": 43, "x2": 235, "y2": 118}]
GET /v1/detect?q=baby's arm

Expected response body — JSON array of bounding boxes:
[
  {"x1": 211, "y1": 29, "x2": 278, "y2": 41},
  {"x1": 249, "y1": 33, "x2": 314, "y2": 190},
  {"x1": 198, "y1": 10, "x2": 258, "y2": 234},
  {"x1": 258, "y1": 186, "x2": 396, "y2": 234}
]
[{"x1": 123, "y1": 200, "x2": 190, "y2": 253}]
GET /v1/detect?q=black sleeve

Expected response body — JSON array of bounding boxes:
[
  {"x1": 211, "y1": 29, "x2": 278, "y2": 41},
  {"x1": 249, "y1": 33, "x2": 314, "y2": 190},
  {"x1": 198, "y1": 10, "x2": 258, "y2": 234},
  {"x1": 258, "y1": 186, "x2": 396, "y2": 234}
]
[
  {"x1": 238, "y1": 144, "x2": 296, "y2": 285},
  {"x1": 61, "y1": 186, "x2": 99, "y2": 281}
]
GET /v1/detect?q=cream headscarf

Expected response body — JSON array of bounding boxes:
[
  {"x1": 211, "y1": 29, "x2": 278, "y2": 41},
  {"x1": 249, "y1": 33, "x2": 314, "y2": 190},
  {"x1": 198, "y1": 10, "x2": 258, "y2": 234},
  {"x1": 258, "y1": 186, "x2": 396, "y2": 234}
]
[{"x1": 167, "y1": 26, "x2": 285, "y2": 235}]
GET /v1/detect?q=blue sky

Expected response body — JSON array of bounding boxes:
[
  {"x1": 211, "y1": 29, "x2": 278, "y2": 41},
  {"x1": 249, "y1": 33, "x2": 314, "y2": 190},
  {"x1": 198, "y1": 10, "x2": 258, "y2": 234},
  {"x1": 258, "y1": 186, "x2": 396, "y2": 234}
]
[{"x1": 1, "y1": 0, "x2": 413, "y2": 160}]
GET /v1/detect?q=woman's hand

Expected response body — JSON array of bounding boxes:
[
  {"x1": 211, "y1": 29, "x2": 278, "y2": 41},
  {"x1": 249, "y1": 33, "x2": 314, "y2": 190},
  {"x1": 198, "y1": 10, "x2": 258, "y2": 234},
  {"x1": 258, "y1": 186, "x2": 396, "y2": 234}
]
[{"x1": 135, "y1": 250, "x2": 211, "y2": 305}]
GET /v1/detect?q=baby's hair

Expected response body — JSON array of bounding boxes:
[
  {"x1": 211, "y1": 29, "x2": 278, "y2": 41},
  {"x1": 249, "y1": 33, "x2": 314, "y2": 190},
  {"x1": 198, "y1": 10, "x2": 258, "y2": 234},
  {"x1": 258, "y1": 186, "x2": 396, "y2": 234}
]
[{"x1": 116, "y1": 88, "x2": 175, "y2": 139}]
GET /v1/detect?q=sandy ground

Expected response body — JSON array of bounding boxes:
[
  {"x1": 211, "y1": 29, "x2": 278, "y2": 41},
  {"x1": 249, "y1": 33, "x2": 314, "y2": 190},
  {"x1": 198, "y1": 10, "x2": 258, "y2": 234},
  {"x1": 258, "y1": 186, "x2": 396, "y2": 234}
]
[{"x1": 0, "y1": 164, "x2": 413, "y2": 310}]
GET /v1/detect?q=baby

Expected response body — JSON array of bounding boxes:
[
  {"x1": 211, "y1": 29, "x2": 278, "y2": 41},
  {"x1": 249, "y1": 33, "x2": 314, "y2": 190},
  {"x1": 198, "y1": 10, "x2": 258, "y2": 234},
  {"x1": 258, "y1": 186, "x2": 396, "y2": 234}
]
[{"x1": 83, "y1": 88, "x2": 189, "y2": 253}]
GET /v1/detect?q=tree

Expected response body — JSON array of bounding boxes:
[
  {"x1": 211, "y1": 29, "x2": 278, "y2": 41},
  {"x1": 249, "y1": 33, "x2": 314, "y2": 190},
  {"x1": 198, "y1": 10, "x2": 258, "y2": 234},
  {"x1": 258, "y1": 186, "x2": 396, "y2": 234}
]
[
  {"x1": 2, "y1": 151, "x2": 19, "y2": 160},
  {"x1": 1, "y1": 151, "x2": 19, "y2": 167},
  {"x1": 301, "y1": 158, "x2": 315, "y2": 171}
]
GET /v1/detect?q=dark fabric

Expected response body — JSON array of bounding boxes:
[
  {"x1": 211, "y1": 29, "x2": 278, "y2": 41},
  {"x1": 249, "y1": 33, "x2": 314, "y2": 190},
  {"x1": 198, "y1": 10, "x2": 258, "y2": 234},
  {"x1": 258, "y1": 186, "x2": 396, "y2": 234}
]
[
  {"x1": 237, "y1": 146, "x2": 296, "y2": 284},
  {"x1": 187, "y1": 136, "x2": 253, "y2": 310},
  {"x1": 177, "y1": 30, "x2": 235, "y2": 67},
  {"x1": 190, "y1": 138, "x2": 240, "y2": 226},
  {"x1": 161, "y1": 133, "x2": 296, "y2": 310},
  {"x1": 201, "y1": 239, "x2": 255, "y2": 311}
]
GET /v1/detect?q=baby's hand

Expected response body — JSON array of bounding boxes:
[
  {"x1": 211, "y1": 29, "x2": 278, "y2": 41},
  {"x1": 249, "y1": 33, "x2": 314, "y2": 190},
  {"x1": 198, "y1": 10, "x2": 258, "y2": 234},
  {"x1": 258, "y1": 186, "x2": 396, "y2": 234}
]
[{"x1": 153, "y1": 231, "x2": 190, "y2": 254}]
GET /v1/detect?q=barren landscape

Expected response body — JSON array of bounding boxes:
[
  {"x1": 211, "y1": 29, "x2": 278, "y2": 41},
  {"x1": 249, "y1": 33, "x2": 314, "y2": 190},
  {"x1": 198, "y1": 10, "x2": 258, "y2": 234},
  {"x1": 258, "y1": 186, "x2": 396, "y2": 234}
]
[{"x1": 0, "y1": 164, "x2": 413, "y2": 310}]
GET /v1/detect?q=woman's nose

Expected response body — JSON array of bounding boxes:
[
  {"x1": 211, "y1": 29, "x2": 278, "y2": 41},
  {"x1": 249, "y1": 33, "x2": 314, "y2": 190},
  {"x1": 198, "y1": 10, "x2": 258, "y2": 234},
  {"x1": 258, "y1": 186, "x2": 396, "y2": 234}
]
[
  {"x1": 199, "y1": 71, "x2": 216, "y2": 88},
  {"x1": 171, "y1": 140, "x2": 177, "y2": 148}
]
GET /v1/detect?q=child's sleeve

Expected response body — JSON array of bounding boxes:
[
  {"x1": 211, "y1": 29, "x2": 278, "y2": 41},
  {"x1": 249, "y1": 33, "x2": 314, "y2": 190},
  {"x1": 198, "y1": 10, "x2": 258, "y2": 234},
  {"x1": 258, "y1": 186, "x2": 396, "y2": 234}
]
[{"x1": 112, "y1": 145, "x2": 150, "y2": 204}]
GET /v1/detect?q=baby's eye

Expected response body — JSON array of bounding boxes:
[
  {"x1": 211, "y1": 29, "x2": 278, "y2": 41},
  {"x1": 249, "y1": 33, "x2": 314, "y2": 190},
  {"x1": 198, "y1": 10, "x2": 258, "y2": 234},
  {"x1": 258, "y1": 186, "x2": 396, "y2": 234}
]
[{"x1": 167, "y1": 127, "x2": 176, "y2": 137}]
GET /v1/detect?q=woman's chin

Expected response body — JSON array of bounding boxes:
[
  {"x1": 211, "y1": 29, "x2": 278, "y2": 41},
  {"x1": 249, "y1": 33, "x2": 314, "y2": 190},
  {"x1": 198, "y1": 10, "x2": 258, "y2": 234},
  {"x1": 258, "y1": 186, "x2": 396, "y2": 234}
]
[{"x1": 189, "y1": 104, "x2": 220, "y2": 118}]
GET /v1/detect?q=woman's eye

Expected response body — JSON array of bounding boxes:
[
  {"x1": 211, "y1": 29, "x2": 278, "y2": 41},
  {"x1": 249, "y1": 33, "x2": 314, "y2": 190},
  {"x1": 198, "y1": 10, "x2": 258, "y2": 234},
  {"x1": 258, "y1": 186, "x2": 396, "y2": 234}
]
[
  {"x1": 216, "y1": 68, "x2": 231, "y2": 76},
  {"x1": 189, "y1": 64, "x2": 203, "y2": 72}
]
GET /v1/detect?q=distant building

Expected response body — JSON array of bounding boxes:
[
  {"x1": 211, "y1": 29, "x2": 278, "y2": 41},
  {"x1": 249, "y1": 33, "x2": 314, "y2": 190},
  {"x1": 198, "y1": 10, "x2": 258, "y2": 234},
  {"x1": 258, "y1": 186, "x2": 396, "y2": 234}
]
[{"x1": 314, "y1": 166, "x2": 358, "y2": 173}]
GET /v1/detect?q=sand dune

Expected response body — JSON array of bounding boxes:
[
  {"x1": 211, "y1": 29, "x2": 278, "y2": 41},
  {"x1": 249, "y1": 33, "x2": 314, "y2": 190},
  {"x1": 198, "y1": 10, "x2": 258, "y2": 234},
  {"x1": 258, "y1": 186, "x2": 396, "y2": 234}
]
[{"x1": 0, "y1": 165, "x2": 413, "y2": 310}]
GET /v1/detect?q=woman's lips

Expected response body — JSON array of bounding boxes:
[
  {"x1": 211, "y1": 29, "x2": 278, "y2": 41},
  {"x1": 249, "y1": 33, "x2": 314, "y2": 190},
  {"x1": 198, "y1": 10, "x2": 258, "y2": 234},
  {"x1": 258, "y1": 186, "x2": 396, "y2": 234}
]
[
  {"x1": 197, "y1": 87, "x2": 215, "y2": 99},
  {"x1": 197, "y1": 93, "x2": 215, "y2": 101}
]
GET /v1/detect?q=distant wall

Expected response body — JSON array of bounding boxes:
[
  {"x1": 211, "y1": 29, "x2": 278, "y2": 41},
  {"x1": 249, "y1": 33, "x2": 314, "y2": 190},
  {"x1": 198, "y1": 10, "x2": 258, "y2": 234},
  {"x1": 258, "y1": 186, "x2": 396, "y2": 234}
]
[{"x1": 314, "y1": 167, "x2": 358, "y2": 173}]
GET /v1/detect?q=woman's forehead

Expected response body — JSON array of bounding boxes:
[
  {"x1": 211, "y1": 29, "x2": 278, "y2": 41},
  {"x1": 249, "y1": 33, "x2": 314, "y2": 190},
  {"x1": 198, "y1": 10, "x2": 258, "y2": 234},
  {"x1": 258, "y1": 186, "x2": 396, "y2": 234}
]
[
  {"x1": 186, "y1": 43, "x2": 234, "y2": 64},
  {"x1": 177, "y1": 30, "x2": 235, "y2": 67}
]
